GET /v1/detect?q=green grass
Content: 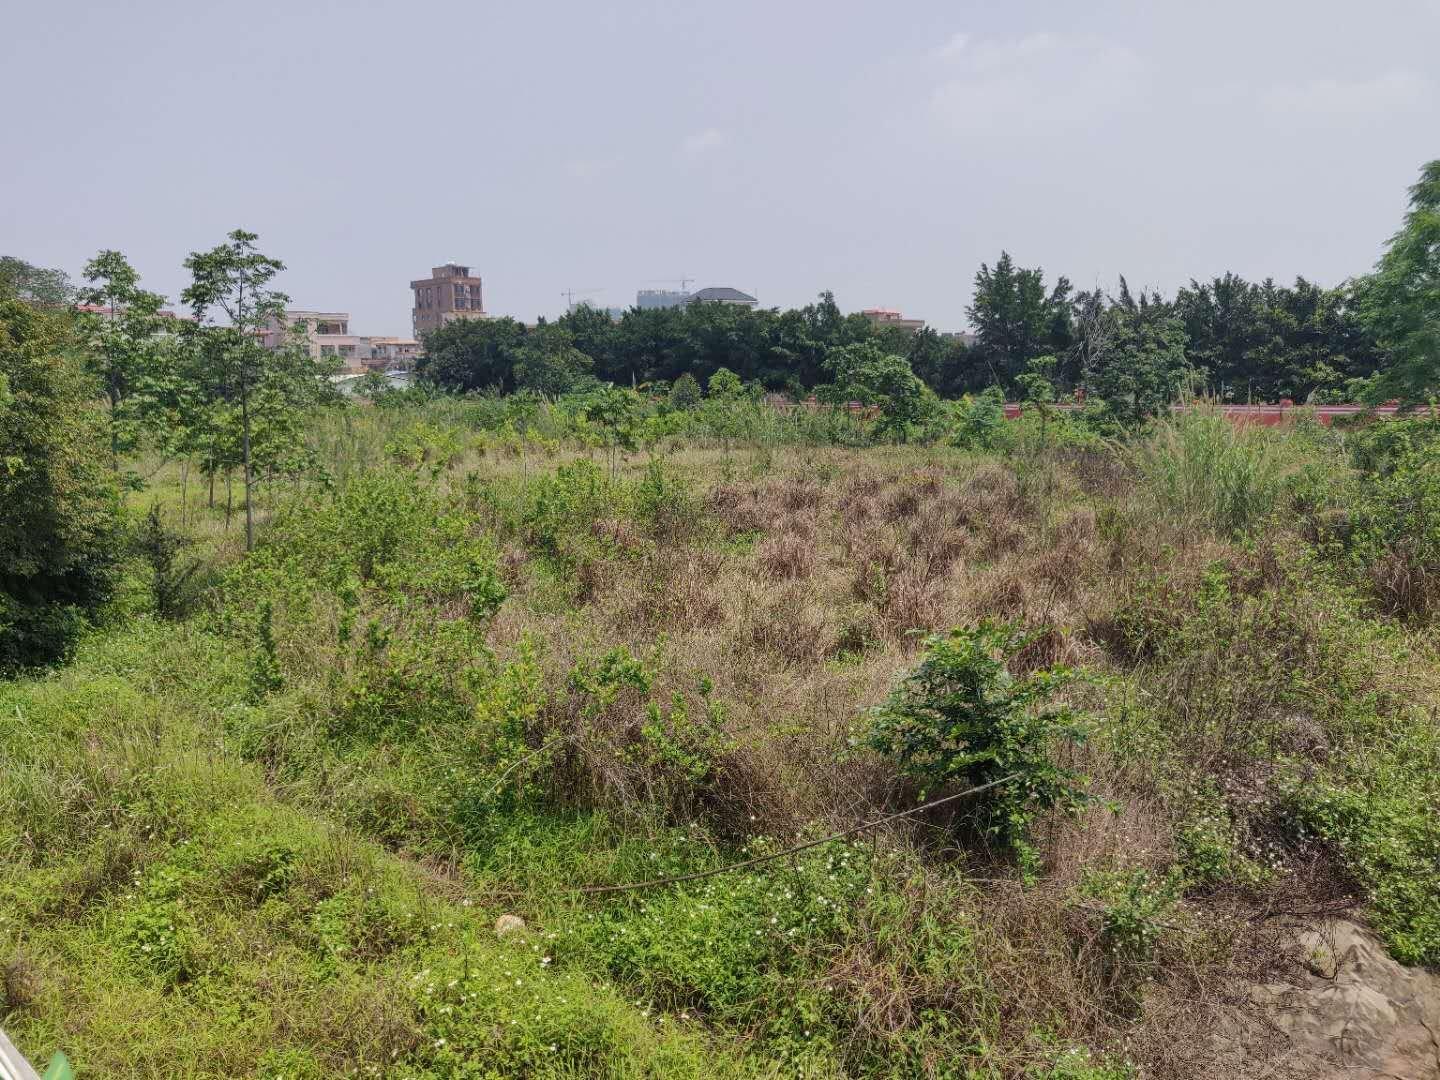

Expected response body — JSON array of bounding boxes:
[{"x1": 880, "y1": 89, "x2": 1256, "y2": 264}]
[
  {"x1": 0, "y1": 624, "x2": 756, "y2": 1078},
  {"x1": 5, "y1": 405, "x2": 1440, "y2": 1077}
]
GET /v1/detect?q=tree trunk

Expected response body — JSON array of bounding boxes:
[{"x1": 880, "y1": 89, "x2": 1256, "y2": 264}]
[
  {"x1": 241, "y1": 386, "x2": 254, "y2": 551},
  {"x1": 109, "y1": 394, "x2": 120, "y2": 474}
]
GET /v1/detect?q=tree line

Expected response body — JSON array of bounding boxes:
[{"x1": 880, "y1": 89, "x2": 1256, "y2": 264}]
[{"x1": 419, "y1": 160, "x2": 1440, "y2": 412}]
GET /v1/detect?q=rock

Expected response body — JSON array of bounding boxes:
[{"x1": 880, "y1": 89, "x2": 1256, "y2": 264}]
[
  {"x1": 494, "y1": 914, "x2": 527, "y2": 938},
  {"x1": 1248, "y1": 920, "x2": 1440, "y2": 1079}
]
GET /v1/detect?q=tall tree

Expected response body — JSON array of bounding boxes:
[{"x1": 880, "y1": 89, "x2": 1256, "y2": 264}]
[
  {"x1": 419, "y1": 316, "x2": 526, "y2": 393},
  {"x1": 0, "y1": 256, "x2": 73, "y2": 307},
  {"x1": 556, "y1": 303, "x2": 620, "y2": 380},
  {"x1": 76, "y1": 250, "x2": 170, "y2": 472},
  {"x1": 821, "y1": 342, "x2": 934, "y2": 440},
  {"x1": 0, "y1": 290, "x2": 121, "y2": 671},
  {"x1": 182, "y1": 229, "x2": 328, "y2": 550},
  {"x1": 967, "y1": 252, "x2": 1072, "y2": 390},
  {"x1": 1086, "y1": 280, "x2": 1191, "y2": 426},
  {"x1": 512, "y1": 321, "x2": 594, "y2": 397},
  {"x1": 1359, "y1": 159, "x2": 1440, "y2": 405}
]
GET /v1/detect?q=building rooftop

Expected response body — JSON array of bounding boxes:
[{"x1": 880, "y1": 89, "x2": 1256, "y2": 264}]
[{"x1": 688, "y1": 286, "x2": 757, "y2": 303}]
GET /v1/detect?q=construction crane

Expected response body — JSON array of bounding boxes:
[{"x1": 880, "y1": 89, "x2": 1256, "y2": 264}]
[
  {"x1": 561, "y1": 288, "x2": 603, "y2": 308},
  {"x1": 646, "y1": 277, "x2": 694, "y2": 292}
]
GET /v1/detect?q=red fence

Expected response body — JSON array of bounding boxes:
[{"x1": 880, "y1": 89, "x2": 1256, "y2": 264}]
[
  {"x1": 1000, "y1": 402, "x2": 1407, "y2": 427},
  {"x1": 766, "y1": 395, "x2": 1407, "y2": 427}
]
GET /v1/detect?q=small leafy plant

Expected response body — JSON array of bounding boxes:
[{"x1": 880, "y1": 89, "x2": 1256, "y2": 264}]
[
  {"x1": 1078, "y1": 867, "x2": 1182, "y2": 998},
  {"x1": 866, "y1": 621, "x2": 1092, "y2": 876}
]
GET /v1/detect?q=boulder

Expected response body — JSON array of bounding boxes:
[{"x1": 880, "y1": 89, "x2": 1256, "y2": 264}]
[
  {"x1": 493, "y1": 914, "x2": 527, "y2": 938},
  {"x1": 1248, "y1": 920, "x2": 1440, "y2": 1078}
]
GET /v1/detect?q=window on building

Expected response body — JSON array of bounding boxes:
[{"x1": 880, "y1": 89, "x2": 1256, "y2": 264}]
[
  {"x1": 320, "y1": 344, "x2": 335, "y2": 356},
  {"x1": 454, "y1": 298, "x2": 466, "y2": 309},
  {"x1": 339, "y1": 344, "x2": 356, "y2": 356}
]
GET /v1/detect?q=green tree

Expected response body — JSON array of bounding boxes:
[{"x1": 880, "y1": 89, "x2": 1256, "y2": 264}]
[
  {"x1": 1172, "y1": 273, "x2": 1377, "y2": 403},
  {"x1": 76, "y1": 249, "x2": 170, "y2": 472},
  {"x1": 1086, "y1": 281, "x2": 1192, "y2": 427},
  {"x1": 181, "y1": 229, "x2": 330, "y2": 550},
  {"x1": 821, "y1": 342, "x2": 934, "y2": 440},
  {"x1": 0, "y1": 256, "x2": 73, "y2": 306},
  {"x1": 967, "y1": 252, "x2": 1072, "y2": 390},
  {"x1": 0, "y1": 293, "x2": 121, "y2": 671},
  {"x1": 1015, "y1": 353, "x2": 1059, "y2": 447},
  {"x1": 512, "y1": 322, "x2": 594, "y2": 397},
  {"x1": 706, "y1": 366, "x2": 745, "y2": 400},
  {"x1": 578, "y1": 386, "x2": 645, "y2": 477},
  {"x1": 556, "y1": 302, "x2": 620, "y2": 380},
  {"x1": 668, "y1": 371, "x2": 701, "y2": 409},
  {"x1": 1360, "y1": 159, "x2": 1440, "y2": 405},
  {"x1": 419, "y1": 316, "x2": 527, "y2": 393},
  {"x1": 353, "y1": 370, "x2": 394, "y2": 400}
]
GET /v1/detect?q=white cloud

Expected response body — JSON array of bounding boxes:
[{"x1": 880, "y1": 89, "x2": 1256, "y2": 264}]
[
  {"x1": 930, "y1": 33, "x2": 1146, "y2": 137},
  {"x1": 1260, "y1": 69, "x2": 1433, "y2": 119},
  {"x1": 680, "y1": 128, "x2": 725, "y2": 157},
  {"x1": 935, "y1": 32, "x2": 970, "y2": 60}
]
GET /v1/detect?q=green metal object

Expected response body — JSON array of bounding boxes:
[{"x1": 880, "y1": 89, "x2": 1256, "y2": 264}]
[{"x1": 40, "y1": 1054, "x2": 72, "y2": 1080}]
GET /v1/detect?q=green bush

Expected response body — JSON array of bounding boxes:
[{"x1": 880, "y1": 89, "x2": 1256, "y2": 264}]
[
  {"x1": 0, "y1": 297, "x2": 122, "y2": 671},
  {"x1": 217, "y1": 469, "x2": 506, "y2": 744},
  {"x1": 866, "y1": 622, "x2": 1092, "y2": 876},
  {"x1": 1348, "y1": 433, "x2": 1440, "y2": 617},
  {"x1": 1280, "y1": 748, "x2": 1440, "y2": 965},
  {"x1": 522, "y1": 459, "x2": 622, "y2": 564},
  {"x1": 949, "y1": 388, "x2": 1013, "y2": 451}
]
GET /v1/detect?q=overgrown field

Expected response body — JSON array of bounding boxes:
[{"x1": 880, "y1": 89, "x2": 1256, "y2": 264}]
[{"x1": 3, "y1": 403, "x2": 1438, "y2": 1078}]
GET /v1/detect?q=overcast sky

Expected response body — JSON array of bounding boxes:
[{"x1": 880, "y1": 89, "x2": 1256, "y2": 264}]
[{"x1": 3, "y1": 0, "x2": 1437, "y2": 336}]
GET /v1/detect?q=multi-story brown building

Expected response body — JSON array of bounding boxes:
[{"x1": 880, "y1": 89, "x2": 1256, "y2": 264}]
[
  {"x1": 410, "y1": 263, "x2": 486, "y2": 339},
  {"x1": 861, "y1": 308, "x2": 926, "y2": 334}
]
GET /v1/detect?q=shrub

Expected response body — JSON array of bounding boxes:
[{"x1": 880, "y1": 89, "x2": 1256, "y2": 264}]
[
  {"x1": 669, "y1": 372, "x2": 702, "y2": 410},
  {"x1": 554, "y1": 648, "x2": 735, "y2": 819},
  {"x1": 522, "y1": 459, "x2": 621, "y2": 564},
  {"x1": 1348, "y1": 434, "x2": 1440, "y2": 617},
  {"x1": 568, "y1": 841, "x2": 875, "y2": 1050},
  {"x1": 631, "y1": 457, "x2": 697, "y2": 540},
  {"x1": 133, "y1": 504, "x2": 200, "y2": 619},
  {"x1": 949, "y1": 388, "x2": 1013, "y2": 452},
  {"x1": 865, "y1": 622, "x2": 1092, "y2": 876},
  {"x1": 1279, "y1": 751, "x2": 1440, "y2": 966},
  {"x1": 217, "y1": 469, "x2": 506, "y2": 742}
]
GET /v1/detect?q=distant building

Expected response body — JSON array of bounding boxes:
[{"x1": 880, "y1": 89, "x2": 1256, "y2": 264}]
[
  {"x1": 686, "y1": 286, "x2": 757, "y2": 308},
  {"x1": 939, "y1": 330, "x2": 979, "y2": 348},
  {"x1": 259, "y1": 311, "x2": 418, "y2": 373},
  {"x1": 862, "y1": 308, "x2": 925, "y2": 334},
  {"x1": 636, "y1": 288, "x2": 690, "y2": 310},
  {"x1": 260, "y1": 310, "x2": 361, "y2": 366},
  {"x1": 363, "y1": 337, "x2": 421, "y2": 369},
  {"x1": 73, "y1": 303, "x2": 187, "y2": 321},
  {"x1": 410, "y1": 263, "x2": 486, "y2": 339}
]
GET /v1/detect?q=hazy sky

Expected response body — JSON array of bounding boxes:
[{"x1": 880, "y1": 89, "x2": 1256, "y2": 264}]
[{"x1": 4, "y1": 0, "x2": 1437, "y2": 336}]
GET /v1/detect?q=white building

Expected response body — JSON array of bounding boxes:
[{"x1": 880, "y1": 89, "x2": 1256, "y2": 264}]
[{"x1": 260, "y1": 311, "x2": 419, "y2": 372}]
